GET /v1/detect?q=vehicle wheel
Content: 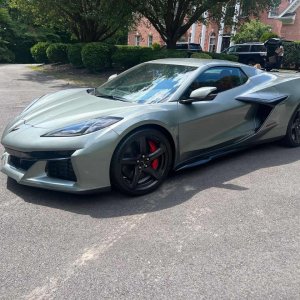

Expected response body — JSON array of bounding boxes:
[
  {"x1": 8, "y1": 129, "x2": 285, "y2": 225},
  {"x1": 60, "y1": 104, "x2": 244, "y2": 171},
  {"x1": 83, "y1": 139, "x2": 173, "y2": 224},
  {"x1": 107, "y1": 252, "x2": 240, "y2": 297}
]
[
  {"x1": 283, "y1": 107, "x2": 300, "y2": 147},
  {"x1": 110, "y1": 129, "x2": 173, "y2": 196}
]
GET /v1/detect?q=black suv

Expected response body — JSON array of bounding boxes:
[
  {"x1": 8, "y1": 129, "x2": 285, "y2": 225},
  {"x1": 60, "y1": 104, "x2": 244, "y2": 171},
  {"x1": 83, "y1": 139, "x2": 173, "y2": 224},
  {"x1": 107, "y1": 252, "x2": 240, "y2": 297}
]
[
  {"x1": 175, "y1": 42, "x2": 202, "y2": 52},
  {"x1": 222, "y1": 43, "x2": 267, "y2": 65}
]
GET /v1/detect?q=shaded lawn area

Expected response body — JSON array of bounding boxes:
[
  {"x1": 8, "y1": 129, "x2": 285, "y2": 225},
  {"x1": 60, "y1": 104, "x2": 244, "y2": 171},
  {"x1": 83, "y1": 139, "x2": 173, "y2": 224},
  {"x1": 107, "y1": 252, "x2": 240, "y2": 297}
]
[{"x1": 29, "y1": 64, "x2": 119, "y2": 87}]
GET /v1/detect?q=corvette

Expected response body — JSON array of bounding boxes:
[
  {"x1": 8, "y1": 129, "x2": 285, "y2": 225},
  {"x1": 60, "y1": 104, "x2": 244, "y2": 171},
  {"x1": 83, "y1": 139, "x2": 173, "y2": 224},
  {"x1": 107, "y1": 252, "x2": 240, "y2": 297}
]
[{"x1": 1, "y1": 58, "x2": 300, "y2": 195}]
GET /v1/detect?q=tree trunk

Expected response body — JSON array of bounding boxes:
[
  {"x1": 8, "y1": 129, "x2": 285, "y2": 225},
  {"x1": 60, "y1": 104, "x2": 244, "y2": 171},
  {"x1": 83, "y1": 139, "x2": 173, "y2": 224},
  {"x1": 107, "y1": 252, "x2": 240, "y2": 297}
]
[{"x1": 166, "y1": 38, "x2": 177, "y2": 49}]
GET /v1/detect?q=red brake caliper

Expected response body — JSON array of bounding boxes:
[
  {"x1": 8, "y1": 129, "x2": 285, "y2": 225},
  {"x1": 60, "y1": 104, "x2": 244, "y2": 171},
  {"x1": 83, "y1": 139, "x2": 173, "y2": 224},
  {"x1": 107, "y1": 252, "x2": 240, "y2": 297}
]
[{"x1": 148, "y1": 140, "x2": 159, "y2": 170}]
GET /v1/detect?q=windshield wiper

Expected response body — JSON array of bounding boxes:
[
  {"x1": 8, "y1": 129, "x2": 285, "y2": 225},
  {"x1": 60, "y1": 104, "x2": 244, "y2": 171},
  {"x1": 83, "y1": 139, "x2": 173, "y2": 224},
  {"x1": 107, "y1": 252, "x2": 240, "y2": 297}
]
[{"x1": 96, "y1": 93, "x2": 129, "y2": 102}]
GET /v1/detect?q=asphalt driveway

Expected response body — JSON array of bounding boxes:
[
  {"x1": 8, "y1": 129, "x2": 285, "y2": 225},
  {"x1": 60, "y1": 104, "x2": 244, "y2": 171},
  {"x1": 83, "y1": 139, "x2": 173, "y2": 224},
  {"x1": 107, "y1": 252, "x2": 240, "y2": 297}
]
[{"x1": 0, "y1": 64, "x2": 299, "y2": 299}]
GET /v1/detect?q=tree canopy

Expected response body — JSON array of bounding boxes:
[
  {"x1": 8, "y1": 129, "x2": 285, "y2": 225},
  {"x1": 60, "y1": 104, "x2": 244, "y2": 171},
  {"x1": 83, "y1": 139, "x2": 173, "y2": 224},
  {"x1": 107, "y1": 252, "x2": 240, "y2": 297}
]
[
  {"x1": 128, "y1": 0, "x2": 280, "y2": 48},
  {"x1": 9, "y1": 0, "x2": 134, "y2": 42}
]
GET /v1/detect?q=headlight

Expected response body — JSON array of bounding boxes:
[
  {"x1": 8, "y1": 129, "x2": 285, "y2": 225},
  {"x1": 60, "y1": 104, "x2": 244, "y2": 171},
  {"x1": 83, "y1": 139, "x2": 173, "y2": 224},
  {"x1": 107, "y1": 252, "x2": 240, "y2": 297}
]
[{"x1": 42, "y1": 117, "x2": 122, "y2": 137}]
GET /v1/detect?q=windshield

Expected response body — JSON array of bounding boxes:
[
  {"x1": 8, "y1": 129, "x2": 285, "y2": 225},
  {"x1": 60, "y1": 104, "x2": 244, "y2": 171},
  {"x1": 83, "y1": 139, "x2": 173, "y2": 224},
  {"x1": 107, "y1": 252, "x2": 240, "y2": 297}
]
[{"x1": 96, "y1": 63, "x2": 197, "y2": 103}]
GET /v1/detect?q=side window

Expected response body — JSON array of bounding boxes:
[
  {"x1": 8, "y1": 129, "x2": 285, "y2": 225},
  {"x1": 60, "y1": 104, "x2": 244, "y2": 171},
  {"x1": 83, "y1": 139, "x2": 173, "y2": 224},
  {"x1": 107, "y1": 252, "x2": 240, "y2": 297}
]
[
  {"x1": 182, "y1": 67, "x2": 248, "y2": 99},
  {"x1": 235, "y1": 45, "x2": 250, "y2": 52},
  {"x1": 227, "y1": 46, "x2": 236, "y2": 53},
  {"x1": 251, "y1": 45, "x2": 266, "y2": 52}
]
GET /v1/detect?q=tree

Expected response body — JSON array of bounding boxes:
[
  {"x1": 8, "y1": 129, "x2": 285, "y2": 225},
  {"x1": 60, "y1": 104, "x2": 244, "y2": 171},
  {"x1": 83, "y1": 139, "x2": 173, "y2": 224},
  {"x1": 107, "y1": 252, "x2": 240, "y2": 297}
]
[
  {"x1": 127, "y1": 0, "x2": 280, "y2": 48},
  {"x1": 233, "y1": 20, "x2": 273, "y2": 43},
  {"x1": 9, "y1": 0, "x2": 134, "y2": 42}
]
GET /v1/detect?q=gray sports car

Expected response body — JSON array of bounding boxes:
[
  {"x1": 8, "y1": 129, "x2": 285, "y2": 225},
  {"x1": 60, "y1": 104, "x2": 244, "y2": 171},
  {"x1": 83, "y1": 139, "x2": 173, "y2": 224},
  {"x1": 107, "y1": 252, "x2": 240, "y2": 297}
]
[{"x1": 1, "y1": 59, "x2": 300, "y2": 195}]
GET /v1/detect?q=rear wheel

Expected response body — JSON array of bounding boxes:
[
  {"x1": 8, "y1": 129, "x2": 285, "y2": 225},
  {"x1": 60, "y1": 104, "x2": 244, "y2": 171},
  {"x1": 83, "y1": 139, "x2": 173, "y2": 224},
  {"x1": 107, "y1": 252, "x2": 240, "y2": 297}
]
[
  {"x1": 283, "y1": 107, "x2": 300, "y2": 147},
  {"x1": 110, "y1": 129, "x2": 172, "y2": 195}
]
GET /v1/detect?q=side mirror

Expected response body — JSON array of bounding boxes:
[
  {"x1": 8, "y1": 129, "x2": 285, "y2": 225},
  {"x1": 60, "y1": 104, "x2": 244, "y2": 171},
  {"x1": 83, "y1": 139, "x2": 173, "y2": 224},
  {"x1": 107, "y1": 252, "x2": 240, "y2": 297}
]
[
  {"x1": 180, "y1": 87, "x2": 217, "y2": 104},
  {"x1": 108, "y1": 74, "x2": 118, "y2": 81}
]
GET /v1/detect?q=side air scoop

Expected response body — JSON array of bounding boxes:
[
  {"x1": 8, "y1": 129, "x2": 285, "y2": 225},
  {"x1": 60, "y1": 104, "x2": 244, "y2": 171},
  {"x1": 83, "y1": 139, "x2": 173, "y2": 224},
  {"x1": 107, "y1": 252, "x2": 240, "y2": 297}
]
[{"x1": 236, "y1": 92, "x2": 288, "y2": 106}]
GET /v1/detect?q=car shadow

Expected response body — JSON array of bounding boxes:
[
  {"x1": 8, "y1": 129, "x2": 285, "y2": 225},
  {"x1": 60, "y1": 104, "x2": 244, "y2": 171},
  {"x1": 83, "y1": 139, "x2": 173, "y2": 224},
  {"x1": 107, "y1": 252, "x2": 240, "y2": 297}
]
[{"x1": 6, "y1": 143, "x2": 300, "y2": 218}]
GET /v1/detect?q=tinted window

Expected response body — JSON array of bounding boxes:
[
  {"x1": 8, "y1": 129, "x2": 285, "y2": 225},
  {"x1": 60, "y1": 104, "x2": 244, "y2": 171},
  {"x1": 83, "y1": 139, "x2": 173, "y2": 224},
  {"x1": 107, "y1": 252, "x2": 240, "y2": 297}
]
[
  {"x1": 235, "y1": 45, "x2": 250, "y2": 52},
  {"x1": 176, "y1": 44, "x2": 188, "y2": 50},
  {"x1": 188, "y1": 43, "x2": 201, "y2": 50},
  {"x1": 227, "y1": 46, "x2": 237, "y2": 53},
  {"x1": 251, "y1": 45, "x2": 266, "y2": 52},
  {"x1": 183, "y1": 67, "x2": 248, "y2": 98}
]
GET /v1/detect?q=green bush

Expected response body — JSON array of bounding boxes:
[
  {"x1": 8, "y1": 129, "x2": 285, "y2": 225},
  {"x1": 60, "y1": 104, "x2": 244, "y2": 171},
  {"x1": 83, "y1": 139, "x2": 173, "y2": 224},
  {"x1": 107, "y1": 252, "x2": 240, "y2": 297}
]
[
  {"x1": 82, "y1": 43, "x2": 115, "y2": 72},
  {"x1": 191, "y1": 52, "x2": 212, "y2": 59},
  {"x1": 260, "y1": 32, "x2": 279, "y2": 42},
  {"x1": 152, "y1": 43, "x2": 161, "y2": 50},
  {"x1": 0, "y1": 46, "x2": 15, "y2": 63},
  {"x1": 208, "y1": 52, "x2": 239, "y2": 62},
  {"x1": 283, "y1": 42, "x2": 300, "y2": 70},
  {"x1": 112, "y1": 46, "x2": 145, "y2": 68},
  {"x1": 30, "y1": 42, "x2": 50, "y2": 63},
  {"x1": 46, "y1": 43, "x2": 69, "y2": 63},
  {"x1": 67, "y1": 43, "x2": 84, "y2": 68}
]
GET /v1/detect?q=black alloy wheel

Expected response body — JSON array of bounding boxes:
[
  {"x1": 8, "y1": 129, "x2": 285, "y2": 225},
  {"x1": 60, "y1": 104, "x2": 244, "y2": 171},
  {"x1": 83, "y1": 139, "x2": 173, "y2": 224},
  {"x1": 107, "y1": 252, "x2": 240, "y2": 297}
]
[
  {"x1": 283, "y1": 107, "x2": 300, "y2": 147},
  {"x1": 111, "y1": 129, "x2": 172, "y2": 195}
]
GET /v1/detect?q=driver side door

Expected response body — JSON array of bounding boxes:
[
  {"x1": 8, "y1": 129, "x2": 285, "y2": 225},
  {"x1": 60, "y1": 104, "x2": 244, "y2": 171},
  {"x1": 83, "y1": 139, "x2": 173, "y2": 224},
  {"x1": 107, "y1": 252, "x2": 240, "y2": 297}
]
[{"x1": 178, "y1": 66, "x2": 256, "y2": 162}]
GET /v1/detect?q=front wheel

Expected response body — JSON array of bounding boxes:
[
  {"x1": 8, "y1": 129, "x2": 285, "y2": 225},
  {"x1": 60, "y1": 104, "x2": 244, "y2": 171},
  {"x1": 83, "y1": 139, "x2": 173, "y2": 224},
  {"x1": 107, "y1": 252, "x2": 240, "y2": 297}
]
[
  {"x1": 283, "y1": 107, "x2": 300, "y2": 147},
  {"x1": 110, "y1": 129, "x2": 172, "y2": 196}
]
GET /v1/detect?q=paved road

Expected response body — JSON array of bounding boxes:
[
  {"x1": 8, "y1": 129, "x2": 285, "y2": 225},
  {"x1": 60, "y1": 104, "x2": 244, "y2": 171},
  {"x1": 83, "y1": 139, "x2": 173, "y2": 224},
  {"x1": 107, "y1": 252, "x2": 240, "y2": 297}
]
[{"x1": 0, "y1": 64, "x2": 299, "y2": 299}]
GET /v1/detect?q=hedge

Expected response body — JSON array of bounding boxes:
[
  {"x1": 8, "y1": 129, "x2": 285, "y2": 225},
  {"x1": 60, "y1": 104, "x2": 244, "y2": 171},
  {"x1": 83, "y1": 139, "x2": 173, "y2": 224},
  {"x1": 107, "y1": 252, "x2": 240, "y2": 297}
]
[
  {"x1": 67, "y1": 43, "x2": 84, "y2": 68},
  {"x1": 208, "y1": 52, "x2": 239, "y2": 62},
  {"x1": 46, "y1": 43, "x2": 69, "y2": 63},
  {"x1": 112, "y1": 46, "x2": 151, "y2": 68},
  {"x1": 82, "y1": 42, "x2": 115, "y2": 72},
  {"x1": 30, "y1": 42, "x2": 50, "y2": 63},
  {"x1": 282, "y1": 42, "x2": 300, "y2": 70},
  {"x1": 191, "y1": 52, "x2": 212, "y2": 59}
]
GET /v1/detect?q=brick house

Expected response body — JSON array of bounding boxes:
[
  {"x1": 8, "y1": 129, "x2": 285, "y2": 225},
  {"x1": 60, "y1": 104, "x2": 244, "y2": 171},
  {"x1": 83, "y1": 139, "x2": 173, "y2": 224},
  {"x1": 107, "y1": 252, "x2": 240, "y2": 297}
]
[{"x1": 128, "y1": 0, "x2": 300, "y2": 52}]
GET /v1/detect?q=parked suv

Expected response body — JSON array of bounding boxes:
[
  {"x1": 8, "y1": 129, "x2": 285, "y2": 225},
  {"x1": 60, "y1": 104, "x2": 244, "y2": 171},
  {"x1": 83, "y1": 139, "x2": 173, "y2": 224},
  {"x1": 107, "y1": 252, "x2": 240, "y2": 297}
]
[
  {"x1": 222, "y1": 43, "x2": 267, "y2": 65},
  {"x1": 175, "y1": 42, "x2": 202, "y2": 52}
]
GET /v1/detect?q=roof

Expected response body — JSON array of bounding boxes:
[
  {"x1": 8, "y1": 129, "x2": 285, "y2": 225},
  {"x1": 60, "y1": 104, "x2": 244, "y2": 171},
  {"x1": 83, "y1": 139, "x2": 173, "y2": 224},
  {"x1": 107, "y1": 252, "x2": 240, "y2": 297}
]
[{"x1": 145, "y1": 58, "x2": 242, "y2": 68}]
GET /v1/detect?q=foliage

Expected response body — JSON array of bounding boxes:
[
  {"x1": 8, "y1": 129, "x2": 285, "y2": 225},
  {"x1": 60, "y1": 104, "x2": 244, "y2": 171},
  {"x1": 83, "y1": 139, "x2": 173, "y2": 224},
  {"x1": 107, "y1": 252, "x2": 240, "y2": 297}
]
[
  {"x1": 282, "y1": 42, "x2": 300, "y2": 70},
  {"x1": 67, "y1": 43, "x2": 84, "y2": 68},
  {"x1": 128, "y1": 0, "x2": 280, "y2": 48},
  {"x1": 208, "y1": 52, "x2": 238, "y2": 62},
  {"x1": 112, "y1": 46, "x2": 152, "y2": 68},
  {"x1": 10, "y1": 0, "x2": 134, "y2": 43},
  {"x1": 82, "y1": 43, "x2": 115, "y2": 72},
  {"x1": 46, "y1": 43, "x2": 69, "y2": 63},
  {"x1": 30, "y1": 42, "x2": 50, "y2": 63},
  {"x1": 152, "y1": 43, "x2": 161, "y2": 50},
  {"x1": 260, "y1": 32, "x2": 279, "y2": 42},
  {"x1": 0, "y1": 39, "x2": 15, "y2": 62},
  {"x1": 233, "y1": 20, "x2": 272, "y2": 43},
  {"x1": 191, "y1": 52, "x2": 212, "y2": 59}
]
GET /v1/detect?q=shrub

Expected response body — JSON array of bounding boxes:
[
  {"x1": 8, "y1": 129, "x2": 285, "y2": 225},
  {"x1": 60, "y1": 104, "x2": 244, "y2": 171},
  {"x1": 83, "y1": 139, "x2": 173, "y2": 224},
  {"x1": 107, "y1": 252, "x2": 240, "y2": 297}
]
[
  {"x1": 260, "y1": 32, "x2": 279, "y2": 42},
  {"x1": 68, "y1": 43, "x2": 84, "y2": 68},
  {"x1": 112, "y1": 46, "x2": 145, "y2": 68},
  {"x1": 30, "y1": 42, "x2": 50, "y2": 63},
  {"x1": 282, "y1": 41, "x2": 300, "y2": 70},
  {"x1": 152, "y1": 43, "x2": 161, "y2": 50},
  {"x1": 0, "y1": 46, "x2": 15, "y2": 63},
  {"x1": 191, "y1": 52, "x2": 212, "y2": 59},
  {"x1": 46, "y1": 43, "x2": 69, "y2": 63},
  {"x1": 82, "y1": 43, "x2": 115, "y2": 72},
  {"x1": 208, "y1": 52, "x2": 239, "y2": 62}
]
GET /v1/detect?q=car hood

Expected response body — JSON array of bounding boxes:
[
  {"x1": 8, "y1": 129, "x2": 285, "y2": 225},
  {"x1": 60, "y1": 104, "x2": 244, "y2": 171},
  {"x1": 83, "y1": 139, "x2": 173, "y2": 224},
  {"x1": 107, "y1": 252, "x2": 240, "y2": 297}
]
[{"x1": 19, "y1": 88, "x2": 140, "y2": 129}]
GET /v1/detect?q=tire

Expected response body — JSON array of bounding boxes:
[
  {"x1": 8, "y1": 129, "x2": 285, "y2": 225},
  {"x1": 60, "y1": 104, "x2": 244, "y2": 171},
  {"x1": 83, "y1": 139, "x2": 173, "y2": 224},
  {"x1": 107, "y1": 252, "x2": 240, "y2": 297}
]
[
  {"x1": 283, "y1": 106, "x2": 300, "y2": 147},
  {"x1": 110, "y1": 128, "x2": 173, "y2": 196}
]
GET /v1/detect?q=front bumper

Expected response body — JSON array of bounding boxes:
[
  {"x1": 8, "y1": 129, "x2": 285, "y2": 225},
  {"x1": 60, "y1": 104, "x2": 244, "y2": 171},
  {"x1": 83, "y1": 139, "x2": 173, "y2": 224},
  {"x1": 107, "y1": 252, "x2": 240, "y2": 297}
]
[{"x1": 1, "y1": 129, "x2": 120, "y2": 193}]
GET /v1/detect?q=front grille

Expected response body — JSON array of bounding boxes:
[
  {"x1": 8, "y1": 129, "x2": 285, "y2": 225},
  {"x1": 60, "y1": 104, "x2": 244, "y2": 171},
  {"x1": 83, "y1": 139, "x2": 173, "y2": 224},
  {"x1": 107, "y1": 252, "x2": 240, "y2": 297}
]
[
  {"x1": 46, "y1": 159, "x2": 77, "y2": 182},
  {"x1": 9, "y1": 156, "x2": 37, "y2": 171}
]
